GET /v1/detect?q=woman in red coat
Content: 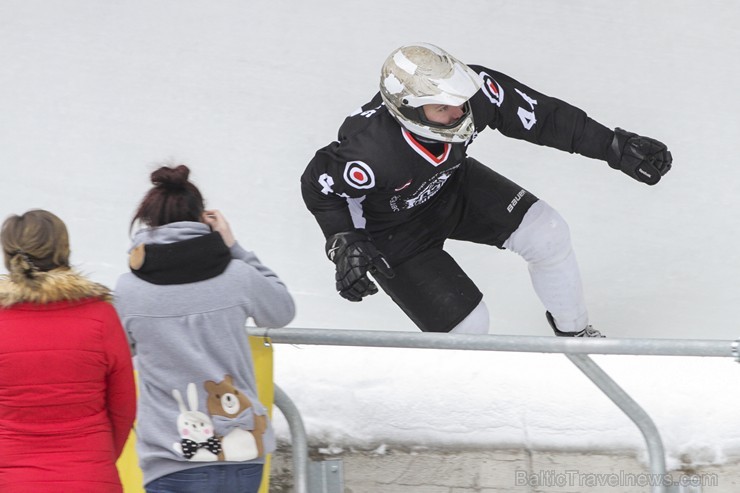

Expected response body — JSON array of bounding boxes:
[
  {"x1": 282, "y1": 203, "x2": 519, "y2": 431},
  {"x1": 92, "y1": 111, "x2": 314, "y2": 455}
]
[{"x1": 0, "y1": 209, "x2": 136, "y2": 493}]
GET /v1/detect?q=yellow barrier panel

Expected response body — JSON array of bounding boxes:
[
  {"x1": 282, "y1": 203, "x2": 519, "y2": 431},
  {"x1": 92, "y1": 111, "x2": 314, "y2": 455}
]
[{"x1": 116, "y1": 335, "x2": 274, "y2": 493}]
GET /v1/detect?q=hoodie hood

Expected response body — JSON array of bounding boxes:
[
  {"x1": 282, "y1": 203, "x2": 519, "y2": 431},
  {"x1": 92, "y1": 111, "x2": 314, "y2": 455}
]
[
  {"x1": 129, "y1": 221, "x2": 211, "y2": 251},
  {"x1": 128, "y1": 221, "x2": 231, "y2": 286}
]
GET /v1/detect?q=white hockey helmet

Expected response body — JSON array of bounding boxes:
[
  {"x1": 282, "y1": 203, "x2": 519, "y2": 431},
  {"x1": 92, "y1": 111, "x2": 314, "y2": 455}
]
[{"x1": 379, "y1": 43, "x2": 482, "y2": 143}]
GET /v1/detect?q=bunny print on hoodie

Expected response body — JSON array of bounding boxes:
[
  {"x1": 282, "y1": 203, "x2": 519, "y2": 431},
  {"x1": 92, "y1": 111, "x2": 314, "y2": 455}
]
[{"x1": 171, "y1": 383, "x2": 221, "y2": 461}]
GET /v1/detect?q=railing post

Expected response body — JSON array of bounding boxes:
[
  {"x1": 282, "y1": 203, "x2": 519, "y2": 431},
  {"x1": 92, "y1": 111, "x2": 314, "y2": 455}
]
[
  {"x1": 566, "y1": 354, "x2": 669, "y2": 493},
  {"x1": 274, "y1": 385, "x2": 310, "y2": 493}
]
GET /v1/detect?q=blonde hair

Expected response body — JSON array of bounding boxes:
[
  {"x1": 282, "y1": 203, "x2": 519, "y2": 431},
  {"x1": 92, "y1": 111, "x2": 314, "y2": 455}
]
[{"x1": 1, "y1": 210, "x2": 70, "y2": 278}]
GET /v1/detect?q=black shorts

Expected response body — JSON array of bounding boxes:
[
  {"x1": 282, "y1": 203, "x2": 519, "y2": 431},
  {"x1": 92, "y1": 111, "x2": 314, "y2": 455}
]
[{"x1": 372, "y1": 157, "x2": 538, "y2": 333}]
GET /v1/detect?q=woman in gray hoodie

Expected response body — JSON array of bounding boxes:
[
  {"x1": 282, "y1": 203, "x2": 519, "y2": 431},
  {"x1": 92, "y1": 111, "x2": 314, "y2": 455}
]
[{"x1": 114, "y1": 164, "x2": 295, "y2": 493}]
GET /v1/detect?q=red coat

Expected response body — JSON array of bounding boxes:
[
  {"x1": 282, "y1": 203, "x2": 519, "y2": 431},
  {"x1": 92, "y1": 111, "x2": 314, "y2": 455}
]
[{"x1": 0, "y1": 270, "x2": 136, "y2": 493}]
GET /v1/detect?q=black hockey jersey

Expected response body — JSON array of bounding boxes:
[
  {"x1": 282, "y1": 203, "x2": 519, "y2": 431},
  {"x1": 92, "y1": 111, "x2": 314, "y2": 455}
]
[{"x1": 301, "y1": 64, "x2": 614, "y2": 239}]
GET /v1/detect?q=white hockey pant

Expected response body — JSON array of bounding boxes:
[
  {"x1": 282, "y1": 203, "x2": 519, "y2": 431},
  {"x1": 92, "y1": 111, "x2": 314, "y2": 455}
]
[{"x1": 502, "y1": 200, "x2": 588, "y2": 332}]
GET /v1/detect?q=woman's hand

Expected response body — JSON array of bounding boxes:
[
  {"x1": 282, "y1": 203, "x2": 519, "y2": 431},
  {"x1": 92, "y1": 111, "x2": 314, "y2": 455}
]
[{"x1": 202, "y1": 209, "x2": 236, "y2": 247}]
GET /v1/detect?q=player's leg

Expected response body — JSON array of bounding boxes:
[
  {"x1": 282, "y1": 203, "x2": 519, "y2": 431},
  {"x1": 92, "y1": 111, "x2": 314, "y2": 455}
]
[
  {"x1": 449, "y1": 300, "x2": 490, "y2": 334},
  {"x1": 449, "y1": 158, "x2": 602, "y2": 337},
  {"x1": 502, "y1": 200, "x2": 593, "y2": 334},
  {"x1": 373, "y1": 248, "x2": 487, "y2": 333}
]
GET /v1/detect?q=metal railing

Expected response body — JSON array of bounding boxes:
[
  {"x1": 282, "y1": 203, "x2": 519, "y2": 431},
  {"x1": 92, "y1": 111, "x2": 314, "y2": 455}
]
[
  {"x1": 273, "y1": 385, "x2": 311, "y2": 493},
  {"x1": 255, "y1": 327, "x2": 739, "y2": 493}
]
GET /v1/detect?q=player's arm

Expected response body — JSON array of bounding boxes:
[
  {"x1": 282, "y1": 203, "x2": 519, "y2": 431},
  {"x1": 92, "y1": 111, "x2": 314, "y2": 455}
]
[
  {"x1": 300, "y1": 144, "x2": 358, "y2": 237},
  {"x1": 471, "y1": 66, "x2": 672, "y2": 185},
  {"x1": 301, "y1": 146, "x2": 394, "y2": 301}
]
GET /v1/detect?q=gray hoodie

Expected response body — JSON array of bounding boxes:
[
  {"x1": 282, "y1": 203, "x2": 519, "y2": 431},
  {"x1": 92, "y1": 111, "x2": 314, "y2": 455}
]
[{"x1": 114, "y1": 222, "x2": 295, "y2": 485}]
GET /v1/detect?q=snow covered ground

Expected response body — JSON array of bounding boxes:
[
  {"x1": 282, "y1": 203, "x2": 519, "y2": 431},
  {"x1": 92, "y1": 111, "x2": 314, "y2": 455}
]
[{"x1": 2, "y1": 0, "x2": 740, "y2": 470}]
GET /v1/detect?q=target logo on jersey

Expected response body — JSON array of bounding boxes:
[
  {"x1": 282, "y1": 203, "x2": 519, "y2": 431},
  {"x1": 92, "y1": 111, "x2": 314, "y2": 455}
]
[
  {"x1": 343, "y1": 161, "x2": 375, "y2": 189},
  {"x1": 479, "y1": 71, "x2": 504, "y2": 107}
]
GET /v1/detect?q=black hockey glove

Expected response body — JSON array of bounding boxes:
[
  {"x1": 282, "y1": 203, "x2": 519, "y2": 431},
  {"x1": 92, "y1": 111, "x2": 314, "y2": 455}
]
[
  {"x1": 607, "y1": 128, "x2": 672, "y2": 185},
  {"x1": 325, "y1": 230, "x2": 395, "y2": 302}
]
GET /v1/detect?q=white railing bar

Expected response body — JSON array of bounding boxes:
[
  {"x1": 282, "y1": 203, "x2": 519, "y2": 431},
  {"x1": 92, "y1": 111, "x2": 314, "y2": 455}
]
[{"x1": 248, "y1": 327, "x2": 737, "y2": 359}]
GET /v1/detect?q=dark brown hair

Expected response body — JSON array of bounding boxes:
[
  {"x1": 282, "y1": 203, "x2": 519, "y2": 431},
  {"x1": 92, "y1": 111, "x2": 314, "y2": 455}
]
[
  {"x1": 131, "y1": 164, "x2": 205, "y2": 229},
  {"x1": 1, "y1": 209, "x2": 70, "y2": 277}
]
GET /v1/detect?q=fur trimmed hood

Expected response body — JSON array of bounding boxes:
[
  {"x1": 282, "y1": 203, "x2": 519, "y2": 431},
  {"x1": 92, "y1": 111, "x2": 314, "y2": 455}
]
[{"x1": 0, "y1": 268, "x2": 112, "y2": 308}]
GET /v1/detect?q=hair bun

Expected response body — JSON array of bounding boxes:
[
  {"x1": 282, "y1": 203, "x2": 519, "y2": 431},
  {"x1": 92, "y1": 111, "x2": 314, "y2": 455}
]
[{"x1": 151, "y1": 164, "x2": 191, "y2": 190}]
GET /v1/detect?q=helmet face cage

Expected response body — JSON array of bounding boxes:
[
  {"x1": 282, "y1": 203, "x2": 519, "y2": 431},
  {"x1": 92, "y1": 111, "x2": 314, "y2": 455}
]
[
  {"x1": 400, "y1": 100, "x2": 474, "y2": 131},
  {"x1": 380, "y1": 43, "x2": 482, "y2": 143}
]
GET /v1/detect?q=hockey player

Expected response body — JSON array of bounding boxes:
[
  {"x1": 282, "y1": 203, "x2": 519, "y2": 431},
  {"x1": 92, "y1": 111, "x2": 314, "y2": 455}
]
[{"x1": 301, "y1": 43, "x2": 672, "y2": 337}]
